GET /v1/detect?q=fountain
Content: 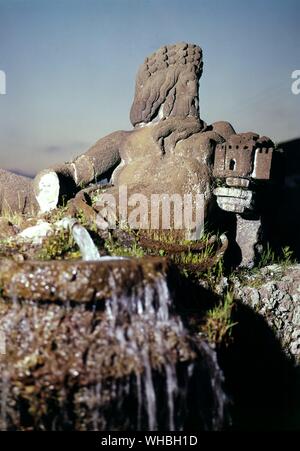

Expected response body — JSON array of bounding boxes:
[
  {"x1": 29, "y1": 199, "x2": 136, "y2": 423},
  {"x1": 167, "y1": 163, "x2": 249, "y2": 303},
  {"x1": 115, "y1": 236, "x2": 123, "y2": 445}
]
[{"x1": 0, "y1": 256, "x2": 227, "y2": 431}]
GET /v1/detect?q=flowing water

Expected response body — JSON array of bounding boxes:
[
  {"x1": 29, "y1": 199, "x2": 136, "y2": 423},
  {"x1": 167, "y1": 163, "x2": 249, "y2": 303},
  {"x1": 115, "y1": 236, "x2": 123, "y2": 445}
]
[
  {"x1": 59, "y1": 217, "x2": 130, "y2": 262},
  {"x1": 0, "y1": 221, "x2": 228, "y2": 430},
  {"x1": 58, "y1": 217, "x2": 101, "y2": 261}
]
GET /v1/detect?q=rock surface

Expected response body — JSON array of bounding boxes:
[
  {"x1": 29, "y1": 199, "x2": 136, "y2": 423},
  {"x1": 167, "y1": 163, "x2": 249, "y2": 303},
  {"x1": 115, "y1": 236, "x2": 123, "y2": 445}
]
[
  {"x1": 0, "y1": 255, "x2": 227, "y2": 431},
  {"x1": 0, "y1": 257, "x2": 172, "y2": 303},
  {"x1": 235, "y1": 215, "x2": 262, "y2": 268},
  {"x1": 232, "y1": 264, "x2": 300, "y2": 362},
  {"x1": 0, "y1": 169, "x2": 38, "y2": 215}
]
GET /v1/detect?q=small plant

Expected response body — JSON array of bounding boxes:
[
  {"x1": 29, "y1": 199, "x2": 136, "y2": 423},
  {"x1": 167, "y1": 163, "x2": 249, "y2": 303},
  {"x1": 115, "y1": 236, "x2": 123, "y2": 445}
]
[
  {"x1": 281, "y1": 246, "x2": 295, "y2": 268},
  {"x1": 258, "y1": 243, "x2": 276, "y2": 268},
  {"x1": 42, "y1": 204, "x2": 69, "y2": 224},
  {"x1": 75, "y1": 208, "x2": 96, "y2": 230},
  {"x1": 104, "y1": 232, "x2": 145, "y2": 258},
  {"x1": 258, "y1": 243, "x2": 296, "y2": 269},
  {"x1": 212, "y1": 177, "x2": 226, "y2": 189},
  {"x1": 201, "y1": 292, "x2": 237, "y2": 346},
  {"x1": 37, "y1": 229, "x2": 80, "y2": 260},
  {"x1": 1, "y1": 208, "x2": 24, "y2": 227},
  {"x1": 203, "y1": 257, "x2": 224, "y2": 287},
  {"x1": 172, "y1": 241, "x2": 215, "y2": 267}
]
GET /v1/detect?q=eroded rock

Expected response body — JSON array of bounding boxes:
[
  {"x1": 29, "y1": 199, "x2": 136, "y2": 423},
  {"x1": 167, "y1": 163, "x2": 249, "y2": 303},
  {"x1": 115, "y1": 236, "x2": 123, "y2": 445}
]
[
  {"x1": 0, "y1": 256, "x2": 227, "y2": 431},
  {"x1": 0, "y1": 169, "x2": 38, "y2": 215},
  {"x1": 232, "y1": 264, "x2": 300, "y2": 361},
  {"x1": 235, "y1": 216, "x2": 262, "y2": 268},
  {"x1": 0, "y1": 257, "x2": 172, "y2": 303}
]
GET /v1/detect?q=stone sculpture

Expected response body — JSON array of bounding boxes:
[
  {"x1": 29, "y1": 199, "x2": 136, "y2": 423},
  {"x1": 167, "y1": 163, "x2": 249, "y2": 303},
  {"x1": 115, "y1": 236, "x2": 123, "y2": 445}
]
[
  {"x1": 213, "y1": 133, "x2": 276, "y2": 267},
  {"x1": 213, "y1": 132, "x2": 274, "y2": 209},
  {"x1": 33, "y1": 43, "x2": 235, "y2": 223},
  {"x1": 0, "y1": 42, "x2": 279, "y2": 266}
]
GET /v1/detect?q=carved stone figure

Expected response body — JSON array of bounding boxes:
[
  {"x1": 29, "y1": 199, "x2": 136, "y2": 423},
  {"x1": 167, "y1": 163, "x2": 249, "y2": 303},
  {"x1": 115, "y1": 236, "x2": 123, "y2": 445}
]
[
  {"x1": 213, "y1": 133, "x2": 276, "y2": 267},
  {"x1": 33, "y1": 43, "x2": 235, "y2": 223},
  {"x1": 0, "y1": 42, "x2": 279, "y2": 267},
  {"x1": 213, "y1": 132, "x2": 274, "y2": 214}
]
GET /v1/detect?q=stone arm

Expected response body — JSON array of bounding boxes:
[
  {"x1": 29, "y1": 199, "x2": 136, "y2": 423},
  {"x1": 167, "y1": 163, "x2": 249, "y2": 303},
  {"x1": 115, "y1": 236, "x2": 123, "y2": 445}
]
[{"x1": 34, "y1": 130, "x2": 128, "y2": 213}]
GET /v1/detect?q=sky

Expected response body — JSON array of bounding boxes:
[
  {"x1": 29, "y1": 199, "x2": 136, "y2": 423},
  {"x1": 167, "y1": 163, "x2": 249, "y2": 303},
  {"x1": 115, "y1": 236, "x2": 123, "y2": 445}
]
[{"x1": 0, "y1": 0, "x2": 299, "y2": 175}]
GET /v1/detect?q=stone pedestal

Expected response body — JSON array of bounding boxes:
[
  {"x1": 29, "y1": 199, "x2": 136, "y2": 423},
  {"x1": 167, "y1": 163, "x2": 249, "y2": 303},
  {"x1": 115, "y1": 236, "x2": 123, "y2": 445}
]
[{"x1": 236, "y1": 215, "x2": 262, "y2": 268}]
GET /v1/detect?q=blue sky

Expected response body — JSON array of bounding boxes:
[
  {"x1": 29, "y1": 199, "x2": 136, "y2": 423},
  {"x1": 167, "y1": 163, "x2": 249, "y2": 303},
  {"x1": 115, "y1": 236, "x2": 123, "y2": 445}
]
[{"x1": 0, "y1": 0, "x2": 299, "y2": 174}]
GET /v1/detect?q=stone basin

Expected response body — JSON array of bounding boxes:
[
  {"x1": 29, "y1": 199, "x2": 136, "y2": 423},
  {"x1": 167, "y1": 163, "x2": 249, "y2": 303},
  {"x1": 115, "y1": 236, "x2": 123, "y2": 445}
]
[
  {"x1": 0, "y1": 257, "x2": 171, "y2": 304},
  {"x1": 0, "y1": 256, "x2": 227, "y2": 431}
]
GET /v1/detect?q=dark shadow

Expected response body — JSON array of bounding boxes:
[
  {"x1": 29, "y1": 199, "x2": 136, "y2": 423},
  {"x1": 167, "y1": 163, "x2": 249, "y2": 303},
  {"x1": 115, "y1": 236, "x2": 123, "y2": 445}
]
[
  {"x1": 208, "y1": 202, "x2": 243, "y2": 269},
  {"x1": 172, "y1": 272, "x2": 300, "y2": 430},
  {"x1": 220, "y1": 302, "x2": 300, "y2": 430},
  {"x1": 262, "y1": 138, "x2": 300, "y2": 259}
]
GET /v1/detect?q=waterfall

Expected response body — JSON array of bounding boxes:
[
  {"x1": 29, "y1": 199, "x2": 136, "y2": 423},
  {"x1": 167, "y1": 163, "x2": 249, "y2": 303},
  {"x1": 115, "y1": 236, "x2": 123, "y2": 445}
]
[
  {"x1": 100, "y1": 272, "x2": 227, "y2": 431},
  {"x1": 0, "y1": 242, "x2": 228, "y2": 431}
]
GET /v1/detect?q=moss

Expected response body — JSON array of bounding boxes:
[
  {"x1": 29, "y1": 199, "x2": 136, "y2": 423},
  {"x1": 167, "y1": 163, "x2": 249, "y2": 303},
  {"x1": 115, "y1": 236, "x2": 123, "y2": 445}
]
[
  {"x1": 104, "y1": 231, "x2": 145, "y2": 257},
  {"x1": 232, "y1": 266, "x2": 265, "y2": 288},
  {"x1": 42, "y1": 204, "x2": 69, "y2": 223},
  {"x1": 172, "y1": 237, "x2": 216, "y2": 266},
  {"x1": 75, "y1": 208, "x2": 97, "y2": 232},
  {"x1": 245, "y1": 276, "x2": 266, "y2": 289},
  {"x1": 140, "y1": 230, "x2": 224, "y2": 271},
  {"x1": 103, "y1": 226, "x2": 227, "y2": 283},
  {"x1": 141, "y1": 229, "x2": 189, "y2": 245},
  {"x1": 36, "y1": 229, "x2": 80, "y2": 261}
]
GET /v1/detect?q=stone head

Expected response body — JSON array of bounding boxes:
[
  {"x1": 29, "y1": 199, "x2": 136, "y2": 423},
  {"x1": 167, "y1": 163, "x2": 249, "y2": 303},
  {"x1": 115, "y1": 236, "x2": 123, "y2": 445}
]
[{"x1": 130, "y1": 43, "x2": 203, "y2": 126}]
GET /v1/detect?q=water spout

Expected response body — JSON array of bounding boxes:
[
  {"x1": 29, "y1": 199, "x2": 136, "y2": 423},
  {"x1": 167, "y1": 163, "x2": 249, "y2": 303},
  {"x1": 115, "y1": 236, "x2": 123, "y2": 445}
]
[
  {"x1": 17, "y1": 217, "x2": 129, "y2": 263},
  {"x1": 58, "y1": 218, "x2": 129, "y2": 262},
  {"x1": 57, "y1": 218, "x2": 101, "y2": 261}
]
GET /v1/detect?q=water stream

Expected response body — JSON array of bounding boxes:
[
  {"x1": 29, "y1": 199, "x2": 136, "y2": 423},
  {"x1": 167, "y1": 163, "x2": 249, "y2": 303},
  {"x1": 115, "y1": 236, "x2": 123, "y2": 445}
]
[
  {"x1": 58, "y1": 218, "x2": 101, "y2": 261},
  {"x1": 0, "y1": 221, "x2": 228, "y2": 430}
]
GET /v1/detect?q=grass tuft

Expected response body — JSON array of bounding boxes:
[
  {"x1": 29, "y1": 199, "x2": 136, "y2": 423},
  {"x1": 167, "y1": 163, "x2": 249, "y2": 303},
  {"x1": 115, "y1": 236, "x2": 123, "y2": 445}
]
[{"x1": 200, "y1": 292, "x2": 237, "y2": 346}]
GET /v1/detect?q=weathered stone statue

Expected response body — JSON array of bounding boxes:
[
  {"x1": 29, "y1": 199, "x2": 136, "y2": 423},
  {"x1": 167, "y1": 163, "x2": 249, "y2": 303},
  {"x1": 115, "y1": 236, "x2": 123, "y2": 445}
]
[
  {"x1": 33, "y1": 43, "x2": 235, "y2": 219},
  {"x1": 0, "y1": 42, "x2": 279, "y2": 266},
  {"x1": 213, "y1": 132, "x2": 276, "y2": 267}
]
